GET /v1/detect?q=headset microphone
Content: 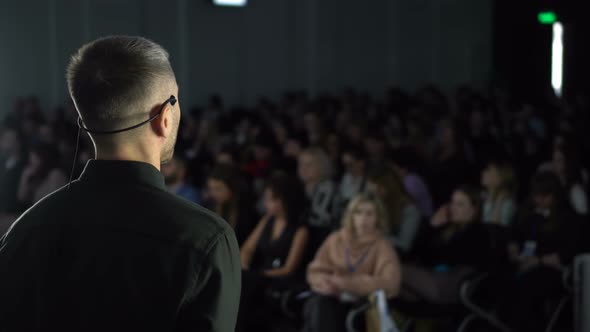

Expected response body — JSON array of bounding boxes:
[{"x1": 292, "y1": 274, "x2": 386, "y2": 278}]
[{"x1": 66, "y1": 95, "x2": 177, "y2": 189}]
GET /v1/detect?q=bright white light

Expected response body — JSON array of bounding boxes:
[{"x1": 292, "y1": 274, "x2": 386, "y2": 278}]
[
  {"x1": 213, "y1": 0, "x2": 247, "y2": 6},
  {"x1": 552, "y1": 22, "x2": 563, "y2": 98}
]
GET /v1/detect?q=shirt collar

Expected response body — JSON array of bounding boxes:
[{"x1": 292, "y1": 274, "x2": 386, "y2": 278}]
[{"x1": 77, "y1": 159, "x2": 166, "y2": 190}]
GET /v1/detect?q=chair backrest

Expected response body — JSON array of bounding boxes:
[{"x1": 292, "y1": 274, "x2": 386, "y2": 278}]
[{"x1": 574, "y1": 254, "x2": 590, "y2": 332}]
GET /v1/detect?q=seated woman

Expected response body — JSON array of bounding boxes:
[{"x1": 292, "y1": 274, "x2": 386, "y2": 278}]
[
  {"x1": 238, "y1": 172, "x2": 309, "y2": 331},
  {"x1": 391, "y1": 146, "x2": 434, "y2": 218},
  {"x1": 503, "y1": 171, "x2": 582, "y2": 332},
  {"x1": 401, "y1": 185, "x2": 487, "y2": 304},
  {"x1": 366, "y1": 166, "x2": 422, "y2": 255},
  {"x1": 481, "y1": 160, "x2": 517, "y2": 226},
  {"x1": 303, "y1": 193, "x2": 401, "y2": 332},
  {"x1": 206, "y1": 164, "x2": 256, "y2": 246}
]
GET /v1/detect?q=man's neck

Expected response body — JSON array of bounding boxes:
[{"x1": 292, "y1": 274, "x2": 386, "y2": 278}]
[{"x1": 95, "y1": 146, "x2": 160, "y2": 171}]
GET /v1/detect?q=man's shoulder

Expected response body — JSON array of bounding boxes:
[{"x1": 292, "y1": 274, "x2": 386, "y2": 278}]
[
  {"x1": 10, "y1": 183, "x2": 233, "y2": 252},
  {"x1": 161, "y1": 192, "x2": 233, "y2": 246}
]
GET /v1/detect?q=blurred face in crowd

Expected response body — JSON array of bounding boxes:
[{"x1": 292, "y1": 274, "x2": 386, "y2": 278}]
[
  {"x1": 254, "y1": 145, "x2": 271, "y2": 161},
  {"x1": 449, "y1": 190, "x2": 477, "y2": 224},
  {"x1": 303, "y1": 113, "x2": 319, "y2": 133},
  {"x1": 28, "y1": 150, "x2": 42, "y2": 169},
  {"x1": 533, "y1": 193, "x2": 554, "y2": 210},
  {"x1": 298, "y1": 153, "x2": 322, "y2": 184},
  {"x1": 38, "y1": 124, "x2": 56, "y2": 144},
  {"x1": 216, "y1": 152, "x2": 235, "y2": 166},
  {"x1": 481, "y1": 164, "x2": 500, "y2": 190},
  {"x1": 352, "y1": 201, "x2": 378, "y2": 237},
  {"x1": 440, "y1": 123, "x2": 455, "y2": 147},
  {"x1": 346, "y1": 124, "x2": 363, "y2": 144},
  {"x1": 326, "y1": 134, "x2": 341, "y2": 159},
  {"x1": 161, "y1": 158, "x2": 184, "y2": 184},
  {"x1": 392, "y1": 162, "x2": 406, "y2": 177},
  {"x1": 271, "y1": 121, "x2": 288, "y2": 145},
  {"x1": 285, "y1": 139, "x2": 302, "y2": 158},
  {"x1": 366, "y1": 181, "x2": 385, "y2": 199},
  {"x1": 0, "y1": 129, "x2": 19, "y2": 157},
  {"x1": 207, "y1": 178, "x2": 233, "y2": 204},
  {"x1": 552, "y1": 149, "x2": 566, "y2": 178},
  {"x1": 342, "y1": 153, "x2": 364, "y2": 177},
  {"x1": 263, "y1": 188, "x2": 283, "y2": 217},
  {"x1": 365, "y1": 138, "x2": 384, "y2": 160},
  {"x1": 470, "y1": 110, "x2": 485, "y2": 134}
]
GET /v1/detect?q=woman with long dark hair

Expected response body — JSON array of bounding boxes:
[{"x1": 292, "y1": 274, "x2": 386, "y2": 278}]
[
  {"x1": 206, "y1": 164, "x2": 256, "y2": 246},
  {"x1": 237, "y1": 171, "x2": 308, "y2": 331},
  {"x1": 366, "y1": 166, "x2": 421, "y2": 254}
]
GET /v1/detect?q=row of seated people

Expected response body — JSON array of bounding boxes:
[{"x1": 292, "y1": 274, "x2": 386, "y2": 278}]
[
  {"x1": 229, "y1": 168, "x2": 585, "y2": 332},
  {"x1": 191, "y1": 145, "x2": 531, "y2": 255}
]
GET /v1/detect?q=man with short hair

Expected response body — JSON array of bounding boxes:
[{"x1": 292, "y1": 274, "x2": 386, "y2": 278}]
[{"x1": 0, "y1": 36, "x2": 241, "y2": 331}]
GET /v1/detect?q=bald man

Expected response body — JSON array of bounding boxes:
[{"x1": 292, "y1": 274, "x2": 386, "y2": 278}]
[{"x1": 0, "y1": 36, "x2": 240, "y2": 332}]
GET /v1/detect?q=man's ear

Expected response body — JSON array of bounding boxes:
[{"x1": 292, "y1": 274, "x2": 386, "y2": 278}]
[{"x1": 150, "y1": 103, "x2": 173, "y2": 138}]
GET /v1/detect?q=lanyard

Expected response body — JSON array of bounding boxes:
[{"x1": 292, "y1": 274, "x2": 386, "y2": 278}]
[{"x1": 345, "y1": 245, "x2": 373, "y2": 273}]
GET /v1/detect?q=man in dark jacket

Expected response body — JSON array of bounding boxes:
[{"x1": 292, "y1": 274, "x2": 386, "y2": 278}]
[{"x1": 0, "y1": 36, "x2": 241, "y2": 331}]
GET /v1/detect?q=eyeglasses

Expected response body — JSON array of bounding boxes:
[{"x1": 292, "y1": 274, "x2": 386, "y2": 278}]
[{"x1": 77, "y1": 95, "x2": 177, "y2": 135}]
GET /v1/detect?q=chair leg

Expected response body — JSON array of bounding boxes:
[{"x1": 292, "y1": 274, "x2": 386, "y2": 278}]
[
  {"x1": 544, "y1": 296, "x2": 570, "y2": 332},
  {"x1": 457, "y1": 314, "x2": 477, "y2": 332},
  {"x1": 400, "y1": 318, "x2": 414, "y2": 332},
  {"x1": 346, "y1": 302, "x2": 370, "y2": 332},
  {"x1": 460, "y1": 280, "x2": 512, "y2": 332}
]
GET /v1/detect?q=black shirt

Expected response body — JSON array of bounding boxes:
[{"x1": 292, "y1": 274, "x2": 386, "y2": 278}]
[
  {"x1": 0, "y1": 159, "x2": 241, "y2": 331},
  {"x1": 251, "y1": 217, "x2": 298, "y2": 272}
]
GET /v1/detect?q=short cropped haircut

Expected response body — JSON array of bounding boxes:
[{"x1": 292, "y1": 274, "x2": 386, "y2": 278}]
[{"x1": 66, "y1": 36, "x2": 176, "y2": 132}]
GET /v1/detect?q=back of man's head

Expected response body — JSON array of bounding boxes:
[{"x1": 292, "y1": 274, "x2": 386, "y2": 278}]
[{"x1": 66, "y1": 36, "x2": 176, "y2": 140}]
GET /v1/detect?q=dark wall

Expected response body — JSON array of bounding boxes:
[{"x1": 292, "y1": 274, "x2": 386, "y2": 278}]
[
  {"x1": 493, "y1": 1, "x2": 590, "y2": 101},
  {"x1": 0, "y1": 0, "x2": 493, "y2": 117}
]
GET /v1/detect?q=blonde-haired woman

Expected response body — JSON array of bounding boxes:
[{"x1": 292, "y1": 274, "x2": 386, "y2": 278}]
[{"x1": 303, "y1": 193, "x2": 401, "y2": 332}]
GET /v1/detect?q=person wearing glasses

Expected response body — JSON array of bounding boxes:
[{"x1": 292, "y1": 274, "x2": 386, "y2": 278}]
[{"x1": 0, "y1": 36, "x2": 240, "y2": 332}]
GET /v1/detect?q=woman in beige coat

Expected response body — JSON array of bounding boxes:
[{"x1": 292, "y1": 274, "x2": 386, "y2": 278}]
[{"x1": 303, "y1": 193, "x2": 401, "y2": 332}]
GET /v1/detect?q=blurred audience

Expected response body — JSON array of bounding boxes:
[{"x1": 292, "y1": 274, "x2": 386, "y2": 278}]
[{"x1": 2, "y1": 84, "x2": 589, "y2": 331}]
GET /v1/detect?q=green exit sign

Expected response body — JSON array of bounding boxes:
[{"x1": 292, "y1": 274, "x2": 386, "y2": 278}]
[{"x1": 538, "y1": 11, "x2": 557, "y2": 24}]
